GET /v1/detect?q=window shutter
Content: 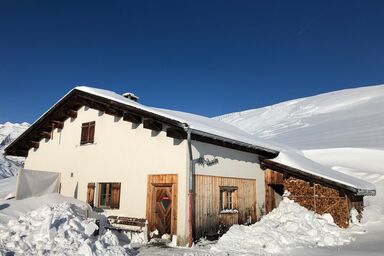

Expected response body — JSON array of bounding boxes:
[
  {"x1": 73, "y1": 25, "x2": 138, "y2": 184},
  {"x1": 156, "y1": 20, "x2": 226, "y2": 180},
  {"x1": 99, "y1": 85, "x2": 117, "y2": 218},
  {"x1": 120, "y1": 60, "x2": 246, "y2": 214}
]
[
  {"x1": 233, "y1": 190, "x2": 238, "y2": 209},
  {"x1": 222, "y1": 191, "x2": 228, "y2": 210},
  {"x1": 89, "y1": 122, "x2": 95, "y2": 143},
  {"x1": 81, "y1": 124, "x2": 89, "y2": 144},
  {"x1": 87, "y1": 183, "x2": 95, "y2": 207},
  {"x1": 110, "y1": 183, "x2": 121, "y2": 209}
]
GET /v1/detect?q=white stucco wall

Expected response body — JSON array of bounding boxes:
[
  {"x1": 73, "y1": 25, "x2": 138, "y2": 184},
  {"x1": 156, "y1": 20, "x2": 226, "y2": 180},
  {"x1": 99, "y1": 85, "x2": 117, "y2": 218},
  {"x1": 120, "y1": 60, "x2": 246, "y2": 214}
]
[
  {"x1": 192, "y1": 141, "x2": 265, "y2": 217},
  {"x1": 23, "y1": 106, "x2": 266, "y2": 243},
  {"x1": 24, "y1": 106, "x2": 189, "y2": 242}
]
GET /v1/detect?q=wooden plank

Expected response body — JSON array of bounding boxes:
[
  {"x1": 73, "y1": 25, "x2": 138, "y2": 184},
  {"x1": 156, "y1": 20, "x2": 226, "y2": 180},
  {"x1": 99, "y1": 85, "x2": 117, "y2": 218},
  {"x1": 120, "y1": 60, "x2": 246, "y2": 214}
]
[
  {"x1": 27, "y1": 141, "x2": 39, "y2": 149},
  {"x1": 105, "y1": 107, "x2": 123, "y2": 117},
  {"x1": 166, "y1": 128, "x2": 187, "y2": 140},
  {"x1": 63, "y1": 109, "x2": 77, "y2": 119},
  {"x1": 123, "y1": 112, "x2": 142, "y2": 124},
  {"x1": 40, "y1": 131, "x2": 51, "y2": 139},
  {"x1": 194, "y1": 174, "x2": 256, "y2": 240},
  {"x1": 51, "y1": 120, "x2": 64, "y2": 129},
  {"x1": 143, "y1": 119, "x2": 162, "y2": 131},
  {"x1": 146, "y1": 174, "x2": 178, "y2": 236},
  {"x1": 13, "y1": 149, "x2": 28, "y2": 157}
]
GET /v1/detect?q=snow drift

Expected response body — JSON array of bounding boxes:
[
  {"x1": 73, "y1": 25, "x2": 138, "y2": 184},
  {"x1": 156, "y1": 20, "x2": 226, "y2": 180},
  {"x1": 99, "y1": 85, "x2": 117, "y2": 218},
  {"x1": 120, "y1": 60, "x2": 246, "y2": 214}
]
[
  {"x1": 212, "y1": 198, "x2": 353, "y2": 255},
  {"x1": 0, "y1": 194, "x2": 130, "y2": 255}
]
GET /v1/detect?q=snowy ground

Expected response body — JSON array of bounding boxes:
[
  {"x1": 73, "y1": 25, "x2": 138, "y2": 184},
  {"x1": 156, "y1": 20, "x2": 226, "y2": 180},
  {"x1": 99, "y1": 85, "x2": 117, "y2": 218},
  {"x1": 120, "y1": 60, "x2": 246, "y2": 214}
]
[{"x1": 1, "y1": 191, "x2": 381, "y2": 256}]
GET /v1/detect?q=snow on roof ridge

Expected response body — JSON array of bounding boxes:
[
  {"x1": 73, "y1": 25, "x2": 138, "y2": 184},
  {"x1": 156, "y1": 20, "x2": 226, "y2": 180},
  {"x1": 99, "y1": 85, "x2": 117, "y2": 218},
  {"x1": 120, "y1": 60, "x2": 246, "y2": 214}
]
[{"x1": 75, "y1": 86, "x2": 280, "y2": 152}]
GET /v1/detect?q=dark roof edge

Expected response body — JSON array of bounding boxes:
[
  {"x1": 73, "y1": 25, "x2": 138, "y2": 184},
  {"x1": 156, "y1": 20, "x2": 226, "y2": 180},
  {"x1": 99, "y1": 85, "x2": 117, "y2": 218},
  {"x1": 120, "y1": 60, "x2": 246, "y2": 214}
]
[{"x1": 190, "y1": 128, "x2": 279, "y2": 158}]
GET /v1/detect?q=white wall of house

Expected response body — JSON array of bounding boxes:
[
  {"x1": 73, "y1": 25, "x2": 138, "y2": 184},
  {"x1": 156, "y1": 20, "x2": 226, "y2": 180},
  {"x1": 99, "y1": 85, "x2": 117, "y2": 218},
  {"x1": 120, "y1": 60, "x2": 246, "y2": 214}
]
[
  {"x1": 192, "y1": 141, "x2": 265, "y2": 217},
  {"x1": 24, "y1": 106, "x2": 190, "y2": 243},
  {"x1": 23, "y1": 106, "x2": 267, "y2": 244}
]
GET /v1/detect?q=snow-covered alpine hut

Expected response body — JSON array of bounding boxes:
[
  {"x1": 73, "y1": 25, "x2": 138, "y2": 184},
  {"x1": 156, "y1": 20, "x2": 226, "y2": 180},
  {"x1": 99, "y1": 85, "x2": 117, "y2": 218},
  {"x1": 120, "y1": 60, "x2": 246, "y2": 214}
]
[{"x1": 5, "y1": 86, "x2": 375, "y2": 245}]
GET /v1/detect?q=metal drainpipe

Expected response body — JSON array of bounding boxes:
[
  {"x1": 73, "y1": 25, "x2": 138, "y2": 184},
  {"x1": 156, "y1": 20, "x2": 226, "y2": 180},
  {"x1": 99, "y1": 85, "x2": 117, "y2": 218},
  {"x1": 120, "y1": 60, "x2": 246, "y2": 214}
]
[{"x1": 185, "y1": 126, "x2": 194, "y2": 247}]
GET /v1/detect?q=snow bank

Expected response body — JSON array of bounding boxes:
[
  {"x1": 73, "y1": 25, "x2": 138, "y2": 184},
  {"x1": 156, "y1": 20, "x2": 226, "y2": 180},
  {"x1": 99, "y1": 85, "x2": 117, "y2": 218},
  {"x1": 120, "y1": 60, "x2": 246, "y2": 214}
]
[
  {"x1": 0, "y1": 176, "x2": 16, "y2": 199},
  {"x1": 0, "y1": 201, "x2": 129, "y2": 255},
  {"x1": 0, "y1": 193, "x2": 87, "y2": 224},
  {"x1": 211, "y1": 198, "x2": 352, "y2": 255}
]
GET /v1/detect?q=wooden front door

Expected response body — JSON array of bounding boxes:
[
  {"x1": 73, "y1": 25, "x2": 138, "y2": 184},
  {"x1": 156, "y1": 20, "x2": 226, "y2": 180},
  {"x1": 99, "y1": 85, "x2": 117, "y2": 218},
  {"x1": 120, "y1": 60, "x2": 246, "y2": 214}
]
[
  {"x1": 154, "y1": 186, "x2": 173, "y2": 236},
  {"x1": 146, "y1": 174, "x2": 178, "y2": 237}
]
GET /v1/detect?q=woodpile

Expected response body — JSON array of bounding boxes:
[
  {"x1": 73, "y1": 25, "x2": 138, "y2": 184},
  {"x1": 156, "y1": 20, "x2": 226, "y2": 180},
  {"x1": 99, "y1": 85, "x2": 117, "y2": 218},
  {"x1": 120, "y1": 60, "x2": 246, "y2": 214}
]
[{"x1": 283, "y1": 177, "x2": 349, "y2": 228}]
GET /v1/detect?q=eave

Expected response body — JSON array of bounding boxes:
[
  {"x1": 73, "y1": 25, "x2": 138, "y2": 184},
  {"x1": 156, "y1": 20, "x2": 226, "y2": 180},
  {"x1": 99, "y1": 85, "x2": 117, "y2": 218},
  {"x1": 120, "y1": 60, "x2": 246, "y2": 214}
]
[
  {"x1": 261, "y1": 159, "x2": 376, "y2": 196},
  {"x1": 4, "y1": 88, "x2": 279, "y2": 159}
]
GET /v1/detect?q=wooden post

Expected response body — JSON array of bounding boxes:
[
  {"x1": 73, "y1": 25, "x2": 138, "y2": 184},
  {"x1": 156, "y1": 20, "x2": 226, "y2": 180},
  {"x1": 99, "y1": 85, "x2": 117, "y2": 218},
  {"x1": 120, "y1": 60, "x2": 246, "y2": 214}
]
[{"x1": 313, "y1": 183, "x2": 316, "y2": 212}]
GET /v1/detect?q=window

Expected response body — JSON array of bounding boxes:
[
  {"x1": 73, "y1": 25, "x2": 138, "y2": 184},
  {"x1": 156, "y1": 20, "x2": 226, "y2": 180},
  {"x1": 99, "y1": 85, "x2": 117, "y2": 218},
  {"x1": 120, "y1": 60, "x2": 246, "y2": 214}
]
[
  {"x1": 99, "y1": 183, "x2": 112, "y2": 207},
  {"x1": 87, "y1": 182, "x2": 121, "y2": 209},
  {"x1": 80, "y1": 121, "x2": 95, "y2": 145},
  {"x1": 220, "y1": 186, "x2": 238, "y2": 212}
]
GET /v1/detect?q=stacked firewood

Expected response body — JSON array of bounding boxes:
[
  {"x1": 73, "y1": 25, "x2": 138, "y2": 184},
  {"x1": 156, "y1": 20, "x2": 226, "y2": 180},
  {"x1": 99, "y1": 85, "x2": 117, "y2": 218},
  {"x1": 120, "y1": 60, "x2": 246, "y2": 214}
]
[{"x1": 283, "y1": 177, "x2": 349, "y2": 228}]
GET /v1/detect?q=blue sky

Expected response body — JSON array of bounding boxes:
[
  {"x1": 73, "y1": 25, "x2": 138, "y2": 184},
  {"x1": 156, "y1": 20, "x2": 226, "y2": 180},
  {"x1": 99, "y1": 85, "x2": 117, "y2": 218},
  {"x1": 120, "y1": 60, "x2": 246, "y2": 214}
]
[{"x1": 1, "y1": 0, "x2": 384, "y2": 124}]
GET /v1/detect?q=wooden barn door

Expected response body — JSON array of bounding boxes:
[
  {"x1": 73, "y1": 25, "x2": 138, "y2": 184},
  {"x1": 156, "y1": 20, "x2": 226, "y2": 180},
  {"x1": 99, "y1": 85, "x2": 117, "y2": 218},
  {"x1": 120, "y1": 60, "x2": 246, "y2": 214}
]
[
  {"x1": 154, "y1": 186, "x2": 173, "y2": 236},
  {"x1": 147, "y1": 174, "x2": 178, "y2": 237},
  {"x1": 194, "y1": 175, "x2": 257, "y2": 240}
]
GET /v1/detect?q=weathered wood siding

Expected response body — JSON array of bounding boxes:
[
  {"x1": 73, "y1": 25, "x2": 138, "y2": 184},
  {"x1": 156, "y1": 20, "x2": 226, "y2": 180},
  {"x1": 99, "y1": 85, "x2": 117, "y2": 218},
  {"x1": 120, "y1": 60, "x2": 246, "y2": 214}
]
[
  {"x1": 194, "y1": 174, "x2": 256, "y2": 239},
  {"x1": 264, "y1": 169, "x2": 284, "y2": 213}
]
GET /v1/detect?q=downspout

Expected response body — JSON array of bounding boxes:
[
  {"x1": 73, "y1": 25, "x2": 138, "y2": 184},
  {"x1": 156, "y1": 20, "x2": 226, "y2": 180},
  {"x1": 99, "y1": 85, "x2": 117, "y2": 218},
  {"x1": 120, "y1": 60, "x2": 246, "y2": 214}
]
[{"x1": 185, "y1": 125, "x2": 194, "y2": 247}]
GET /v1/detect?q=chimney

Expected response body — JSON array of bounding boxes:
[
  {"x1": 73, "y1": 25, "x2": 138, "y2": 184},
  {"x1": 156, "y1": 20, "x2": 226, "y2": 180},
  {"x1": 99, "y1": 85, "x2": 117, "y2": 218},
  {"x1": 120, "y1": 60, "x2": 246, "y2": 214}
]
[{"x1": 122, "y1": 92, "x2": 139, "y2": 102}]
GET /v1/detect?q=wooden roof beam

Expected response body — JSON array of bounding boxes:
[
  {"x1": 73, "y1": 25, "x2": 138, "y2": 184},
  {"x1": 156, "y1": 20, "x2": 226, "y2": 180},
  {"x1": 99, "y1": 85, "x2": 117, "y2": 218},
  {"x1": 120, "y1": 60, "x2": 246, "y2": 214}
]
[
  {"x1": 40, "y1": 131, "x2": 51, "y2": 140},
  {"x1": 62, "y1": 109, "x2": 77, "y2": 119},
  {"x1": 27, "y1": 141, "x2": 39, "y2": 149},
  {"x1": 166, "y1": 127, "x2": 187, "y2": 140},
  {"x1": 13, "y1": 149, "x2": 28, "y2": 157},
  {"x1": 51, "y1": 120, "x2": 64, "y2": 129},
  {"x1": 143, "y1": 119, "x2": 162, "y2": 132},
  {"x1": 105, "y1": 107, "x2": 124, "y2": 117},
  {"x1": 123, "y1": 112, "x2": 142, "y2": 124}
]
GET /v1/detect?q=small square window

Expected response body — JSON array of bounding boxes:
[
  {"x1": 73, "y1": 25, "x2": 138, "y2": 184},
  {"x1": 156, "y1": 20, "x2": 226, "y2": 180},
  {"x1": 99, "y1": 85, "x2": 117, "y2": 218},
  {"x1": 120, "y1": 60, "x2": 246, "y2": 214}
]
[
  {"x1": 80, "y1": 121, "x2": 95, "y2": 145},
  {"x1": 220, "y1": 186, "x2": 238, "y2": 211}
]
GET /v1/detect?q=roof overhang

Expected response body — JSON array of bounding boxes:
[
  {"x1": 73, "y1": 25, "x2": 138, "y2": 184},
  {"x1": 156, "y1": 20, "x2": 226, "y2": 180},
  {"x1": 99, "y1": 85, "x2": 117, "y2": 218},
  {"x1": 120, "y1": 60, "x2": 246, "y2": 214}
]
[
  {"x1": 4, "y1": 88, "x2": 279, "y2": 158},
  {"x1": 262, "y1": 159, "x2": 376, "y2": 196}
]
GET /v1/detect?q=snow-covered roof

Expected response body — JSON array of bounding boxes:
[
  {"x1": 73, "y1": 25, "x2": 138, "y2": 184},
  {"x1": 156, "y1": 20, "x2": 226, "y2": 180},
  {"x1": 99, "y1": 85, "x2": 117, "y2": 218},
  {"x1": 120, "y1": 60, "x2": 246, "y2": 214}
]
[
  {"x1": 266, "y1": 149, "x2": 376, "y2": 195},
  {"x1": 75, "y1": 86, "x2": 280, "y2": 154}
]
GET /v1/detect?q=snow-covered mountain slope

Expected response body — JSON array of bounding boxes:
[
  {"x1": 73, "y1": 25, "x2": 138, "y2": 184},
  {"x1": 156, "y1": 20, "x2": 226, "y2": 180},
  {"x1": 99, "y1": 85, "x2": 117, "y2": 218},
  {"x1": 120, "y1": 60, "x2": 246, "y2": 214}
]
[
  {"x1": 216, "y1": 85, "x2": 384, "y2": 184},
  {"x1": 215, "y1": 85, "x2": 384, "y2": 255},
  {"x1": 217, "y1": 85, "x2": 384, "y2": 150},
  {"x1": 0, "y1": 122, "x2": 29, "y2": 178}
]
